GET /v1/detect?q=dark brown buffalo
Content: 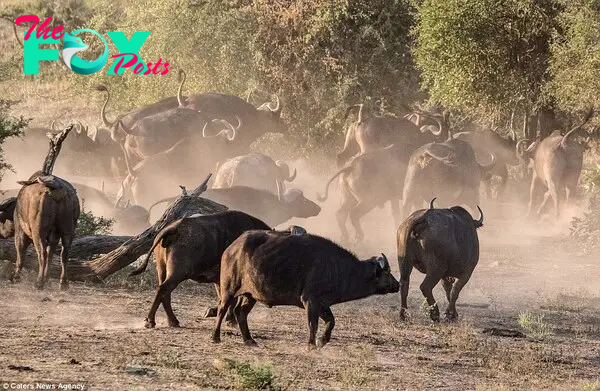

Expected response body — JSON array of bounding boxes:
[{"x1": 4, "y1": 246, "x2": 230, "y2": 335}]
[
  {"x1": 397, "y1": 199, "x2": 483, "y2": 322},
  {"x1": 12, "y1": 173, "x2": 80, "y2": 290},
  {"x1": 401, "y1": 137, "x2": 495, "y2": 220},
  {"x1": 520, "y1": 110, "x2": 593, "y2": 219},
  {"x1": 0, "y1": 197, "x2": 17, "y2": 238},
  {"x1": 213, "y1": 230, "x2": 399, "y2": 347},
  {"x1": 149, "y1": 183, "x2": 321, "y2": 228},
  {"x1": 212, "y1": 152, "x2": 297, "y2": 195},
  {"x1": 336, "y1": 104, "x2": 444, "y2": 167},
  {"x1": 452, "y1": 129, "x2": 521, "y2": 199},
  {"x1": 177, "y1": 70, "x2": 286, "y2": 155},
  {"x1": 95, "y1": 84, "x2": 180, "y2": 142},
  {"x1": 318, "y1": 143, "x2": 418, "y2": 242},
  {"x1": 130, "y1": 210, "x2": 271, "y2": 328}
]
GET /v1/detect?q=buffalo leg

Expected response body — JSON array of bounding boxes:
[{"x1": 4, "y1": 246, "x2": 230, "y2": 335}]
[
  {"x1": 302, "y1": 298, "x2": 321, "y2": 348},
  {"x1": 12, "y1": 232, "x2": 32, "y2": 283},
  {"x1": 349, "y1": 202, "x2": 374, "y2": 242},
  {"x1": 212, "y1": 294, "x2": 236, "y2": 343},
  {"x1": 45, "y1": 242, "x2": 58, "y2": 285},
  {"x1": 442, "y1": 278, "x2": 453, "y2": 303},
  {"x1": 161, "y1": 292, "x2": 180, "y2": 327},
  {"x1": 319, "y1": 307, "x2": 335, "y2": 347},
  {"x1": 419, "y1": 265, "x2": 445, "y2": 322},
  {"x1": 526, "y1": 175, "x2": 543, "y2": 218},
  {"x1": 203, "y1": 284, "x2": 221, "y2": 318},
  {"x1": 398, "y1": 261, "x2": 413, "y2": 320},
  {"x1": 202, "y1": 283, "x2": 237, "y2": 325},
  {"x1": 145, "y1": 279, "x2": 181, "y2": 328},
  {"x1": 234, "y1": 295, "x2": 257, "y2": 346},
  {"x1": 32, "y1": 236, "x2": 48, "y2": 290},
  {"x1": 336, "y1": 192, "x2": 355, "y2": 243},
  {"x1": 445, "y1": 274, "x2": 472, "y2": 320},
  {"x1": 496, "y1": 165, "x2": 509, "y2": 200},
  {"x1": 59, "y1": 234, "x2": 74, "y2": 290}
]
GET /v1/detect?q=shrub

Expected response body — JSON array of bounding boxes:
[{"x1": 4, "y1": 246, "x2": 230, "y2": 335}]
[{"x1": 76, "y1": 200, "x2": 114, "y2": 236}]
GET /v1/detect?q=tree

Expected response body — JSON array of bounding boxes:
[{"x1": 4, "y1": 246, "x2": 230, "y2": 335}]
[
  {"x1": 0, "y1": 100, "x2": 29, "y2": 181},
  {"x1": 412, "y1": 0, "x2": 562, "y2": 139},
  {"x1": 550, "y1": 0, "x2": 600, "y2": 114}
]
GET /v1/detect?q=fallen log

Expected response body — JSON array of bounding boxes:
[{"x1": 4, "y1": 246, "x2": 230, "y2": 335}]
[{"x1": 0, "y1": 175, "x2": 227, "y2": 282}]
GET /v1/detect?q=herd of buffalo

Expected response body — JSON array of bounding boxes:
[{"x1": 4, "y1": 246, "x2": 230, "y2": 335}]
[{"x1": 0, "y1": 70, "x2": 594, "y2": 347}]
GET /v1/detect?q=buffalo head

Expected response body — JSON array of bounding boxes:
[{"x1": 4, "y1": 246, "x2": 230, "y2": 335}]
[
  {"x1": 276, "y1": 181, "x2": 321, "y2": 218},
  {"x1": 0, "y1": 197, "x2": 17, "y2": 238},
  {"x1": 255, "y1": 94, "x2": 287, "y2": 134},
  {"x1": 363, "y1": 253, "x2": 400, "y2": 294}
]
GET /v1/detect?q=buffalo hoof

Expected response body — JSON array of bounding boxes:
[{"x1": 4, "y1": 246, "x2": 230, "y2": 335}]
[
  {"x1": 59, "y1": 281, "x2": 69, "y2": 291},
  {"x1": 203, "y1": 307, "x2": 218, "y2": 318},
  {"x1": 318, "y1": 337, "x2": 330, "y2": 348},
  {"x1": 444, "y1": 310, "x2": 458, "y2": 321},
  {"x1": 144, "y1": 319, "x2": 156, "y2": 329},
  {"x1": 307, "y1": 343, "x2": 318, "y2": 351},
  {"x1": 399, "y1": 308, "x2": 410, "y2": 321},
  {"x1": 212, "y1": 334, "x2": 221, "y2": 344},
  {"x1": 243, "y1": 339, "x2": 257, "y2": 346},
  {"x1": 429, "y1": 304, "x2": 440, "y2": 323},
  {"x1": 168, "y1": 320, "x2": 180, "y2": 328}
]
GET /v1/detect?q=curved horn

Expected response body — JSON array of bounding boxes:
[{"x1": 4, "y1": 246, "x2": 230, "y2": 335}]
[
  {"x1": 246, "y1": 88, "x2": 254, "y2": 103},
  {"x1": 474, "y1": 205, "x2": 484, "y2": 227},
  {"x1": 343, "y1": 104, "x2": 364, "y2": 123},
  {"x1": 177, "y1": 69, "x2": 186, "y2": 107},
  {"x1": 203, "y1": 117, "x2": 240, "y2": 141},
  {"x1": 74, "y1": 120, "x2": 86, "y2": 134},
  {"x1": 276, "y1": 160, "x2": 297, "y2": 182},
  {"x1": 51, "y1": 120, "x2": 57, "y2": 131},
  {"x1": 270, "y1": 94, "x2": 281, "y2": 115},
  {"x1": 94, "y1": 85, "x2": 116, "y2": 128},
  {"x1": 478, "y1": 151, "x2": 496, "y2": 171},
  {"x1": 429, "y1": 197, "x2": 436, "y2": 209},
  {"x1": 426, "y1": 115, "x2": 444, "y2": 137},
  {"x1": 562, "y1": 108, "x2": 595, "y2": 148},
  {"x1": 515, "y1": 138, "x2": 529, "y2": 158}
]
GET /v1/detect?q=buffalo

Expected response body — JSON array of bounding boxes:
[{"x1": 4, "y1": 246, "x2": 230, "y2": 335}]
[
  {"x1": 12, "y1": 172, "x2": 80, "y2": 290},
  {"x1": 318, "y1": 143, "x2": 418, "y2": 242},
  {"x1": 177, "y1": 70, "x2": 286, "y2": 154},
  {"x1": 130, "y1": 210, "x2": 271, "y2": 328},
  {"x1": 397, "y1": 199, "x2": 483, "y2": 322},
  {"x1": 453, "y1": 129, "x2": 521, "y2": 199},
  {"x1": 520, "y1": 110, "x2": 593, "y2": 219},
  {"x1": 0, "y1": 197, "x2": 17, "y2": 238},
  {"x1": 212, "y1": 152, "x2": 297, "y2": 194},
  {"x1": 213, "y1": 230, "x2": 399, "y2": 347},
  {"x1": 149, "y1": 183, "x2": 321, "y2": 228},
  {"x1": 336, "y1": 104, "x2": 445, "y2": 167},
  {"x1": 401, "y1": 136, "x2": 495, "y2": 219}
]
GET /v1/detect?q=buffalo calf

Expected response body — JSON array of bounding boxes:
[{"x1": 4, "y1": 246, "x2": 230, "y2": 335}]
[
  {"x1": 397, "y1": 199, "x2": 483, "y2": 322},
  {"x1": 213, "y1": 231, "x2": 400, "y2": 348}
]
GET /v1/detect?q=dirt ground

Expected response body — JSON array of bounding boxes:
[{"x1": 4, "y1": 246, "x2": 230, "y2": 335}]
[{"x1": 1, "y1": 191, "x2": 600, "y2": 391}]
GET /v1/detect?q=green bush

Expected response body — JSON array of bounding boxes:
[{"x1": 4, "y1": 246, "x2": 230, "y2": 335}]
[
  {"x1": 76, "y1": 200, "x2": 114, "y2": 236},
  {"x1": 0, "y1": 99, "x2": 29, "y2": 179}
]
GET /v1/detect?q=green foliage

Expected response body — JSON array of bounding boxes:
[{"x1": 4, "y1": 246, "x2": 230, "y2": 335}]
[
  {"x1": 550, "y1": 0, "x2": 600, "y2": 112},
  {"x1": 232, "y1": 361, "x2": 276, "y2": 390},
  {"x1": 570, "y1": 192, "x2": 600, "y2": 246},
  {"x1": 413, "y1": 0, "x2": 561, "y2": 119},
  {"x1": 76, "y1": 200, "x2": 114, "y2": 236},
  {"x1": 0, "y1": 100, "x2": 29, "y2": 179},
  {"x1": 70, "y1": 0, "x2": 419, "y2": 157}
]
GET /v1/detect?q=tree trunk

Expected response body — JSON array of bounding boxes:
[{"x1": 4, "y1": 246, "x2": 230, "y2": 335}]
[
  {"x1": 527, "y1": 111, "x2": 539, "y2": 141},
  {"x1": 1, "y1": 176, "x2": 227, "y2": 282},
  {"x1": 538, "y1": 106, "x2": 558, "y2": 139}
]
